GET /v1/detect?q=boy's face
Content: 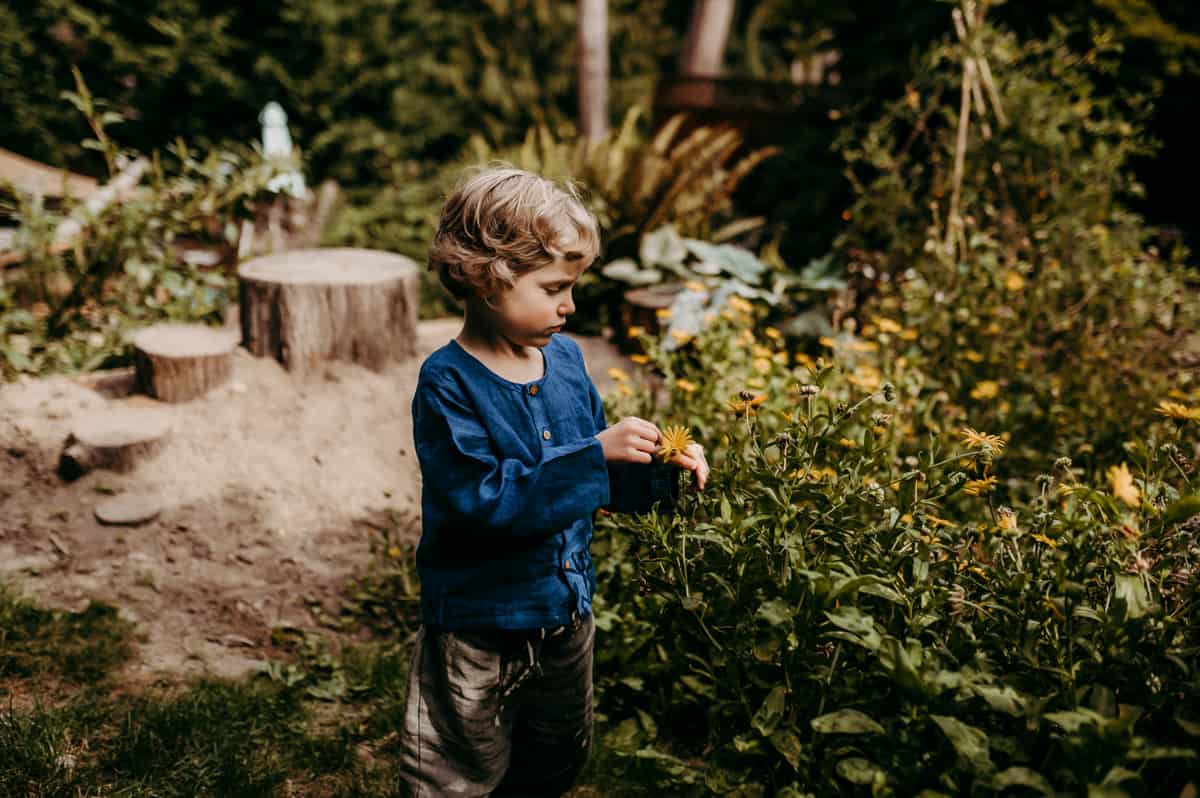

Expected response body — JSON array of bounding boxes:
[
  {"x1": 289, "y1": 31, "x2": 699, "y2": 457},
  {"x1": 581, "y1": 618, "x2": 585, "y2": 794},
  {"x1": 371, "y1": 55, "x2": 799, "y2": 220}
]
[{"x1": 486, "y1": 252, "x2": 589, "y2": 348}]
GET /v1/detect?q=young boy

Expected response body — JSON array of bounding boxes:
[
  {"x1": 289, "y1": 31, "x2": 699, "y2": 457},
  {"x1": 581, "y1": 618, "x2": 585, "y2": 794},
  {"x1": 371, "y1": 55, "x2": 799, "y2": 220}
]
[{"x1": 397, "y1": 167, "x2": 708, "y2": 797}]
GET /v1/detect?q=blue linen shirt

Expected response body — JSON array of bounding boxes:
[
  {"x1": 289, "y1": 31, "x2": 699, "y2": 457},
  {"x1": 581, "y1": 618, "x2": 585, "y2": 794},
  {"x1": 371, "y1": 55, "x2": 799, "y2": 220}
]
[{"x1": 411, "y1": 333, "x2": 676, "y2": 631}]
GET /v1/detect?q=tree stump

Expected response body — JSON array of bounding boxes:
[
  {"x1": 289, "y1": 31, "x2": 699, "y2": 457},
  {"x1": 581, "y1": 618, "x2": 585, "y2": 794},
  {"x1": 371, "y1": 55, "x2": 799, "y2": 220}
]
[
  {"x1": 238, "y1": 247, "x2": 420, "y2": 375},
  {"x1": 133, "y1": 323, "x2": 239, "y2": 403},
  {"x1": 58, "y1": 408, "x2": 170, "y2": 481}
]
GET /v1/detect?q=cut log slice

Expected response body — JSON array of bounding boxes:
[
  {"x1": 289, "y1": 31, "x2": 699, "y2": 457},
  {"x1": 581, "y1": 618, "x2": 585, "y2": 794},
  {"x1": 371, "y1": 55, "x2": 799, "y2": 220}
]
[
  {"x1": 133, "y1": 323, "x2": 240, "y2": 403},
  {"x1": 58, "y1": 408, "x2": 170, "y2": 481},
  {"x1": 95, "y1": 493, "x2": 162, "y2": 526},
  {"x1": 238, "y1": 247, "x2": 419, "y2": 375}
]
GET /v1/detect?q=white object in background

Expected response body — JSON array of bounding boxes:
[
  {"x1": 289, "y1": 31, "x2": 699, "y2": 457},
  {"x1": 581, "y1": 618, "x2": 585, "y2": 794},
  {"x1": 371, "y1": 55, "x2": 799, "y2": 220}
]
[{"x1": 259, "y1": 101, "x2": 308, "y2": 198}]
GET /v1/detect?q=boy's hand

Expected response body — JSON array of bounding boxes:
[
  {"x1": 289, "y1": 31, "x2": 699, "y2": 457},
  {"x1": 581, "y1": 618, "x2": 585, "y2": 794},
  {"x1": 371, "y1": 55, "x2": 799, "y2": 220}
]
[
  {"x1": 596, "y1": 417, "x2": 660, "y2": 464},
  {"x1": 668, "y1": 443, "x2": 710, "y2": 491}
]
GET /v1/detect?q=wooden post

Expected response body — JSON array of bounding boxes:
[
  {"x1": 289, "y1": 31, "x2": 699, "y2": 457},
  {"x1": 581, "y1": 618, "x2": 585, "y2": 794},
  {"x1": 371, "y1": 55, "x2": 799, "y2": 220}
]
[{"x1": 578, "y1": 0, "x2": 610, "y2": 142}]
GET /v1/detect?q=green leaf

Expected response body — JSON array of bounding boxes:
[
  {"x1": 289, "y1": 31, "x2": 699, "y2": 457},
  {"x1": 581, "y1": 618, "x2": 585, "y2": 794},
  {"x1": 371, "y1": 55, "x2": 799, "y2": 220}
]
[
  {"x1": 1113, "y1": 573, "x2": 1154, "y2": 619},
  {"x1": 1176, "y1": 717, "x2": 1200, "y2": 737},
  {"x1": 1044, "y1": 709, "x2": 1105, "y2": 733},
  {"x1": 973, "y1": 684, "x2": 1027, "y2": 716},
  {"x1": 931, "y1": 715, "x2": 995, "y2": 774},
  {"x1": 991, "y1": 767, "x2": 1053, "y2": 795},
  {"x1": 811, "y1": 709, "x2": 885, "y2": 735},
  {"x1": 757, "y1": 600, "x2": 793, "y2": 627},
  {"x1": 1087, "y1": 786, "x2": 1130, "y2": 798},
  {"x1": 640, "y1": 225, "x2": 687, "y2": 266},
  {"x1": 825, "y1": 606, "x2": 883, "y2": 652},
  {"x1": 752, "y1": 686, "x2": 787, "y2": 737},
  {"x1": 1163, "y1": 494, "x2": 1200, "y2": 525},
  {"x1": 770, "y1": 728, "x2": 804, "y2": 769},
  {"x1": 1101, "y1": 767, "x2": 1141, "y2": 786},
  {"x1": 836, "y1": 757, "x2": 886, "y2": 785},
  {"x1": 635, "y1": 708, "x2": 658, "y2": 741}
]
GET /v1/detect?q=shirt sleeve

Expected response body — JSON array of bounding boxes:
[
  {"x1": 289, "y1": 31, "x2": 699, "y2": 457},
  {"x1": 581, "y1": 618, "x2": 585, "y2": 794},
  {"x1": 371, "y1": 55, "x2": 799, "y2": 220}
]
[
  {"x1": 587, "y1": 373, "x2": 680, "y2": 516},
  {"x1": 414, "y1": 376, "x2": 611, "y2": 537}
]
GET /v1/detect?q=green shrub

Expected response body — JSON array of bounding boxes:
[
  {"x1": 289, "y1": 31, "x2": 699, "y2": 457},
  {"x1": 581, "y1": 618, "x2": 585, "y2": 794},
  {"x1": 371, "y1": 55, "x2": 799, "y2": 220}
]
[
  {"x1": 593, "y1": 301, "x2": 1200, "y2": 796},
  {"x1": 836, "y1": 18, "x2": 1200, "y2": 474},
  {"x1": 1, "y1": 73, "x2": 277, "y2": 379}
]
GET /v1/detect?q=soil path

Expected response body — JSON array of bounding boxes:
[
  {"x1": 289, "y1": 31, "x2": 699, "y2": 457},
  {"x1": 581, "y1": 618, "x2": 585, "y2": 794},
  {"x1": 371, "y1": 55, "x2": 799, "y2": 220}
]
[{"x1": 0, "y1": 318, "x2": 631, "y2": 682}]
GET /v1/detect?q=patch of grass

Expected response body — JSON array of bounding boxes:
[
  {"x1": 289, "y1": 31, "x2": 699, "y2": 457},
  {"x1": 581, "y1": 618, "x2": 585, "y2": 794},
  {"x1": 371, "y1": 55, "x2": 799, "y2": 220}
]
[{"x1": 0, "y1": 584, "x2": 134, "y2": 684}]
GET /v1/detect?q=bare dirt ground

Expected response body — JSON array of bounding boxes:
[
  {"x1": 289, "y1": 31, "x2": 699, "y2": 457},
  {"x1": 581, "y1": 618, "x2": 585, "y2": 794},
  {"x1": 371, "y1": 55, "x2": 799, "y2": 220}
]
[{"x1": 0, "y1": 318, "x2": 632, "y2": 683}]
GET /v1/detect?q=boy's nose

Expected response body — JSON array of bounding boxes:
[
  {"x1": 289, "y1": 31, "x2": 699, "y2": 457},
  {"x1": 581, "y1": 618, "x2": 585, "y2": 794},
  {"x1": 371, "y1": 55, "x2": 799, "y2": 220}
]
[{"x1": 560, "y1": 294, "x2": 575, "y2": 315}]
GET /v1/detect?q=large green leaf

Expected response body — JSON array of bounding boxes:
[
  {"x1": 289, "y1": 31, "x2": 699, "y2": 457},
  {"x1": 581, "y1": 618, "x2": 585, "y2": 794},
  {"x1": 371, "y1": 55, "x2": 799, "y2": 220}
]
[
  {"x1": 752, "y1": 686, "x2": 787, "y2": 737},
  {"x1": 811, "y1": 709, "x2": 885, "y2": 735},
  {"x1": 770, "y1": 728, "x2": 804, "y2": 769},
  {"x1": 836, "y1": 757, "x2": 887, "y2": 786},
  {"x1": 1112, "y1": 574, "x2": 1154, "y2": 620},
  {"x1": 931, "y1": 715, "x2": 995, "y2": 775},
  {"x1": 991, "y1": 767, "x2": 1053, "y2": 795},
  {"x1": 640, "y1": 224, "x2": 687, "y2": 267}
]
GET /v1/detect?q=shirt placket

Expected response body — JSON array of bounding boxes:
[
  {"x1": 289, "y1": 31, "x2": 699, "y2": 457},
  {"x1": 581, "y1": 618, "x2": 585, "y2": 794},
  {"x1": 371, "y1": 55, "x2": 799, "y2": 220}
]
[{"x1": 525, "y1": 380, "x2": 584, "y2": 613}]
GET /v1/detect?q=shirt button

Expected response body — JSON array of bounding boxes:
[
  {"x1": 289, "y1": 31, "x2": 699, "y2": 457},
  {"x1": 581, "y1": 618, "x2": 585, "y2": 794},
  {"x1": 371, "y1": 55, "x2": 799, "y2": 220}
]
[
  {"x1": 542, "y1": 429, "x2": 551, "y2": 440},
  {"x1": 529, "y1": 385, "x2": 538, "y2": 396},
  {"x1": 563, "y1": 560, "x2": 572, "y2": 570}
]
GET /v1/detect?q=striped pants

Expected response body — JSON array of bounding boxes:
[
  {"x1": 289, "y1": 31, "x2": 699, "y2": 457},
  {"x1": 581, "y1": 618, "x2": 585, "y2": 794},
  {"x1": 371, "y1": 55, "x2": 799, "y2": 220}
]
[{"x1": 397, "y1": 613, "x2": 595, "y2": 797}]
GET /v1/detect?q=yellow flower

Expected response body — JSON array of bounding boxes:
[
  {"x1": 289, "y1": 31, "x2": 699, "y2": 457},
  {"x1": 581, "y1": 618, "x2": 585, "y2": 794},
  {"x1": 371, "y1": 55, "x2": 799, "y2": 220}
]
[
  {"x1": 958, "y1": 427, "x2": 1007, "y2": 452},
  {"x1": 630, "y1": 354, "x2": 651, "y2": 364},
  {"x1": 850, "y1": 340, "x2": 879, "y2": 353},
  {"x1": 899, "y1": 328, "x2": 919, "y2": 341},
  {"x1": 1031, "y1": 533, "x2": 1058, "y2": 548},
  {"x1": 997, "y1": 506, "x2": 1018, "y2": 531},
  {"x1": 627, "y1": 325, "x2": 646, "y2": 338},
  {"x1": 765, "y1": 326, "x2": 782, "y2": 340},
  {"x1": 925, "y1": 515, "x2": 956, "y2": 528},
  {"x1": 970, "y1": 381, "x2": 999, "y2": 400},
  {"x1": 1156, "y1": 400, "x2": 1200, "y2": 422},
  {"x1": 655, "y1": 308, "x2": 673, "y2": 319},
  {"x1": 607, "y1": 367, "x2": 629, "y2": 382},
  {"x1": 749, "y1": 393, "x2": 768, "y2": 407},
  {"x1": 747, "y1": 376, "x2": 766, "y2": 388},
  {"x1": 754, "y1": 357, "x2": 772, "y2": 374},
  {"x1": 875, "y1": 317, "x2": 903, "y2": 335},
  {"x1": 686, "y1": 280, "x2": 707, "y2": 292},
  {"x1": 848, "y1": 366, "x2": 882, "y2": 392},
  {"x1": 839, "y1": 437, "x2": 859, "y2": 449},
  {"x1": 671, "y1": 329, "x2": 694, "y2": 345},
  {"x1": 984, "y1": 322, "x2": 1002, "y2": 336},
  {"x1": 387, "y1": 546, "x2": 402, "y2": 559},
  {"x1": 818, "y1": 336, "x2": 837, "y2": 349},
  {"x1": 657, "y1": 424, "x2": 695, "y2": 462},
  {"x1": 618, "y1": 383, "x2": 633, "y2": 397},
  {"x1": 727, "y1": 398, "x2": 755, "y2": 417},
  {"x1": 675, "y1": 378, "x2": 697, "y2": 393},
  {"x1": 900, "y1": 513, "x2": 914, "y2": 524},
  {"x1": 794, "y1": 352, "x2": 816, "y2": 369},
  {"x1": 1004, "y1": 271, "x2": 1026, "y2": 292},
  {"x1": 1107, "y1": 462, "x2": 1140, "y2": 507},
  {"x1": 753, "y1": 345, "x2": 774, "y2": 358},
  {"x1": 963, "y1": 476, "x2": 998, "y2": 496},
  {"x1": 965, "y1": 350, "x2": 984, "y2": 363},
  {"x1": 728, "y1": 295, "x2": 754, "y2": 314}
]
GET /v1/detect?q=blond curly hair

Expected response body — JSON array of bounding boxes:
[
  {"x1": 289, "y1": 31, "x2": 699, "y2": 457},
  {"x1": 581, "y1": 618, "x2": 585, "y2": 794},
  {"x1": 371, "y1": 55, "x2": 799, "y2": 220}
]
[{"x1": 428, "y1": 166, "x2": 600, "y2": 301}]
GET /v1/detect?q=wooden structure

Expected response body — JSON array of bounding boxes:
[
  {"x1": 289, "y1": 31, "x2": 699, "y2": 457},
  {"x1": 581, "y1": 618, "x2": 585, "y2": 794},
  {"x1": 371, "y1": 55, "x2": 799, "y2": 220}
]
[
  {"x1": 0, "y1": 147, "x2": 98, "y2": 199},
  {"x1": 238, "y1": 247, "x2": 420, "y2": 375},
  {"x1": 133, "y1": 323, "x2": 240, "y2": 403}
]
